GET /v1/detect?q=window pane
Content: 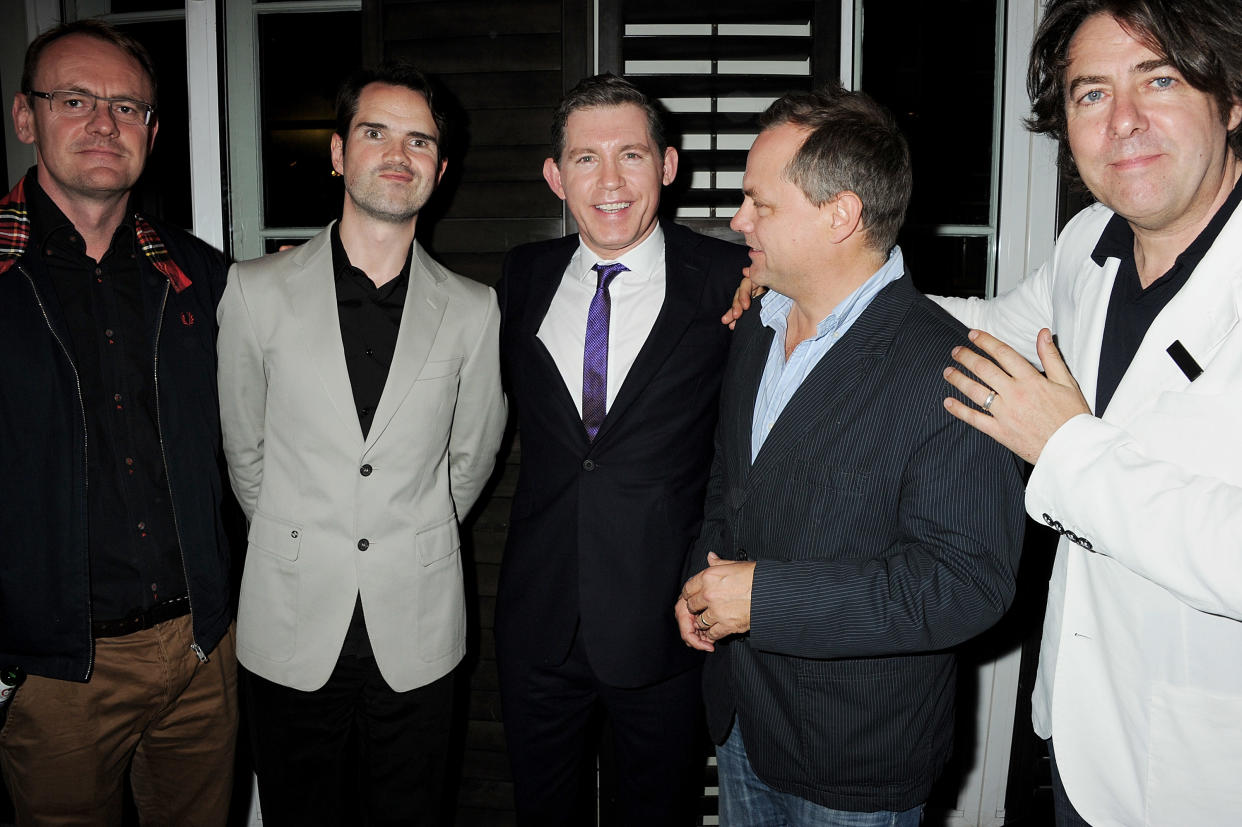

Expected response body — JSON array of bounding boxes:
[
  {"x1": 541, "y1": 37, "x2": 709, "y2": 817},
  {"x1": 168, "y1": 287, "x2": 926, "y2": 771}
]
[
  {"x1": 860, "y1": 0, "x2": 997, "y2": 228},
  {"x1": 123, "y1": 20, "x2": 192, "y2": 231},
  {"x1": 109, "y1": 0, "x2": 183, "y2": 12},
  {"x1": 901, "y1": 232, "x2": 990, "y2": 299},
  {"x1": 259, "y1": 11, "x2": 361, "y2": 228}
]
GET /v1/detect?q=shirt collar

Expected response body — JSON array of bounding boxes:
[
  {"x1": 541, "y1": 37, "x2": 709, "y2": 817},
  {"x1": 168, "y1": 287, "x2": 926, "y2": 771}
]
[
  {"x1": 1090, "y1": 173, "x2": 1242, "y2": 271},
  {"x1": 570, "y1": 223, "x2": 666, "y2": 285},
  {"x1": 27, "y1": 166, "x2": 136, "y2": 256},
  {"x1": 331, "y1": 220, "x2": 414, "y2": 290},
  {"x1": 760, "y1": 246, "x2": 906, "y2": 340}
]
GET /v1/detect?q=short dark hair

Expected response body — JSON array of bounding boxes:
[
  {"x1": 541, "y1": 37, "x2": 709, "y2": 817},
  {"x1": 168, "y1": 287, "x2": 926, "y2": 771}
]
[
  {"x1": 1028, "y1": 0, "x2": 1242, "y2": 173},
  {"x1": 335, "y1": 62, "x2": 450, "y2": 156},
  {"x1": 22, "y1": 19, "x2": 158, "y2": 108},
  {"x1": 759, "y1": 84, "x2": 912, "y2": 254},
  {"x1": 550, "y1": 73, "x2": 667, "y2": 162}
]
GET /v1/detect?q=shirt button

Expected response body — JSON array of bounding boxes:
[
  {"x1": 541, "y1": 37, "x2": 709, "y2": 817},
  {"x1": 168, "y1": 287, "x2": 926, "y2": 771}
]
[
  {"x1": 360, "y1": 407, "x2": 370, "y2": 417},
  {"x1": 105, "y1": 328, "x2": 114, "y2": 337},
  {"x1": 582, "y1": 459, "x2": 595, "y2": 471},
  {"x1": 365, "y1": 348, "x2": 374, "y2": 357},
  {"x1": 95, "y1": 267, "x2": 102, "y2": 276},
  {"x1": 357, "y1": 538, "x2": 370, "y2": 551},
  {"x1": 360, "y1": 464, "x2": 373, "y2": 477}
]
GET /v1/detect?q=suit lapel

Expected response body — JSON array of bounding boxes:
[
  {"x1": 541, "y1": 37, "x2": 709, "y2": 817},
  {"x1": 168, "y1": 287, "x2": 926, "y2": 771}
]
[
  {"x1": 1102, "y1": 214, "x2": 1242, "y2": 422},
  {"x1": 726, "y1": 311, "x2": 771, "y2": 492},
  {"x1": 365, "y1": 242, "x2": 447, "y2": 451},
  {"x1": 521, "y1": 239, "x2": 590, "y2": 448},
  {"x1": 739, "y1": 276, "x2": 914, "y2": 501},
  {"x1": 287, "y1": 227, "x2": 364, "y2": 445},
  {"x1": 594, "y1": 227, "x2": 706, "y2": 442}
]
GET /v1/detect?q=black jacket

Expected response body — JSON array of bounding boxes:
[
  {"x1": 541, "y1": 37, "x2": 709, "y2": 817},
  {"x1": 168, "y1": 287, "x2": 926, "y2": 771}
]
[
  {"x1": 693, "y1": 274, "x2": 1026, "y2": 810},
  {"x1": 0, "y1": 176, "x2": 232, "y2": 682},
  {"x1": 495, "y1": 222, "x2": 749, "y2": 688}
]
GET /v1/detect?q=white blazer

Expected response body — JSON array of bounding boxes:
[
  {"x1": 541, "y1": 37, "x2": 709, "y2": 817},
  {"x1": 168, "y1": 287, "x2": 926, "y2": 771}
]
[
  {"x1": 937, "y1": 203, "x2": 1242, "y2": 826},
  {"x1": 217, "y1": 225, "x2": 506, "y2": 692}
]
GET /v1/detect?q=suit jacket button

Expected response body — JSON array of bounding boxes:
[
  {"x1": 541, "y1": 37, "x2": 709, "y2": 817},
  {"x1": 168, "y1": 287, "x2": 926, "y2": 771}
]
[
  {"x1": 582, "y1": 459, "x2": 595, "y2": 471},
  {"x1": 360, "y1": 464, "x2": 373, "y2": 476},
  {"x1": 737, "y1": 548, "x2": 748, "y2": 560},
  {"x1": 357, "y1": 538, "x2": 369, "y2": 551}
]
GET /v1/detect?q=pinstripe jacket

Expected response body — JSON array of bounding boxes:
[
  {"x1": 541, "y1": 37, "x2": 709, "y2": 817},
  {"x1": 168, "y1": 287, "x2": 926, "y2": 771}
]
[{"x1": 692, "y1": 272, "x2": 1025, "y2": 811}]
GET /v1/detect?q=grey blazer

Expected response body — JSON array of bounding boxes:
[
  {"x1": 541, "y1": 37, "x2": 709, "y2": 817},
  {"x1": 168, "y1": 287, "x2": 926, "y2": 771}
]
[{"x1": 217, "y1": 224, "x2": 506, "y2": 692}]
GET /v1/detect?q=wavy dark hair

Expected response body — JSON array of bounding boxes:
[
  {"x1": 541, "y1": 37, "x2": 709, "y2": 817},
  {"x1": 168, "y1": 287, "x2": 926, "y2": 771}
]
[
  {"x1": 1027, "y1": 0, "x2": 1242, "y2": 173},
  {"x1": 759, "y1": 84, "x2": 912, "y2": 254}
]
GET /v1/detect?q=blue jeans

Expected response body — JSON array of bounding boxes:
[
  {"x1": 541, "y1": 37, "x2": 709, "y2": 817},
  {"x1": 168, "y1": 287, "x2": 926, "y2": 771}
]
[{"x1": 715, "y1": 724, "x2": 925, "y2": 826}]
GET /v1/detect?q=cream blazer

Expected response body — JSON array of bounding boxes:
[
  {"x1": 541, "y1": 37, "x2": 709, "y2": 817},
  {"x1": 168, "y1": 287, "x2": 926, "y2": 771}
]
[
  {"x1": 217, "y1": 225, "x2": 505, "y2": 692},
  {"x1": 937, "y1": 203, "x2": 1242, "y2": 826}
]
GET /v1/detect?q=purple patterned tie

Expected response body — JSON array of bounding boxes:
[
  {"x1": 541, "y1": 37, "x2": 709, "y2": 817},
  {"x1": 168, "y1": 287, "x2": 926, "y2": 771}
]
[{"x1": 582, "y1": 262, "x2": 628, "y2": 440}]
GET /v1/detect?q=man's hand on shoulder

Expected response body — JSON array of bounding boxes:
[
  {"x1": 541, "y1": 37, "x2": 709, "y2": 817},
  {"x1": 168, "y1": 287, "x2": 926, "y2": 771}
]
[
  {"x1": 943, "y1": 328, "x2": 1091, "y2": 464},
  {"x1": 720, "y1": 267, "x2": 766, "y2": 329}
]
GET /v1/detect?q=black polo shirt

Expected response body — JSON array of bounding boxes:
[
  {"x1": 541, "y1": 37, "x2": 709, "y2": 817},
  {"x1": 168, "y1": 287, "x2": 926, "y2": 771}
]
[
  {"x1": 1093, "y1": 176, "x2": 1242, "y2": 415},
  {"x1": 329, "y1": 222, "x2": 413, "y2": 658},
  {"x1": 29, "y1": 174, "x2": 187, "y2": 623}
]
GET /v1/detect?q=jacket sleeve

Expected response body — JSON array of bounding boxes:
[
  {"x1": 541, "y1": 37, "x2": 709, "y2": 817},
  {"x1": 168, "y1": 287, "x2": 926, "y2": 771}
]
[
  {"x1": 1028, "y1": 408, "x2": 1242, "y2": 620},
  {"x1": 748, "y1": 391, "x2": 1027, "y2": 660},
  {"x1": 216, "y1": 263, "x2": 266, "y2": 521},
  {"x1": 447, "y1": 289, "x2": 506, "y2": 519}
]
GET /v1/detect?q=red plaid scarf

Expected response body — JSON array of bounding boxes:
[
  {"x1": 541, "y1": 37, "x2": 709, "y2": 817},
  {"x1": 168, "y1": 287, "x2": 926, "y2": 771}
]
[{"x1": 0, "y1": 176, "x2": 192, "y2": 292}]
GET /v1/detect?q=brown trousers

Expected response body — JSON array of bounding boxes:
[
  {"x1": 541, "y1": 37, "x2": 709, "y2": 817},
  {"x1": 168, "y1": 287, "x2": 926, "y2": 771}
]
[{"x1": 0, "y1": 616, "x2": 238, "y2": 827}]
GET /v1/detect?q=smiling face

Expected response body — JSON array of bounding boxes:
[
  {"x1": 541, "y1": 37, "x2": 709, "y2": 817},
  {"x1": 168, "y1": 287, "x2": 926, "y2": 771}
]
[
  {"x1": 543, "y1": 103, "x2": 676, "y2": 259},
  {"x1": 330, "y1": 82, "x2": 447, "y2": 226},
  {"x1": 729, "y1": 123, "x2": 833, "y2": 299},
  {"x1": 12, "y1": 33, "x2": 158, "y2": 206},
  {"x1": 1064, "y1": 13, "x2": 1242, "y2": 236}
]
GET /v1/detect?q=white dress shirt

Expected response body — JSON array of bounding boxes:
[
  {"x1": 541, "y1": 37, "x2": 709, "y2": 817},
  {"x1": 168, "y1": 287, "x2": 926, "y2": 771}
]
[{"x1": 538, "y1": 225, "x2": 667, "y2": 416}]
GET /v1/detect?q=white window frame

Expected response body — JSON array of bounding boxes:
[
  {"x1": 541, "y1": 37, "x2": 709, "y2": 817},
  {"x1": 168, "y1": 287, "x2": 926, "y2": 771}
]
[{"x1": 224, "y1": 0, "x2": 361, "y2": 262}]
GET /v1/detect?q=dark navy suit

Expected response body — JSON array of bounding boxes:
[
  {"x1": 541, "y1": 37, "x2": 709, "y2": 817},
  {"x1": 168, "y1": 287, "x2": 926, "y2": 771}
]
[{"x1": 495, "y1": 221, "x2": 748, "y2": 825}]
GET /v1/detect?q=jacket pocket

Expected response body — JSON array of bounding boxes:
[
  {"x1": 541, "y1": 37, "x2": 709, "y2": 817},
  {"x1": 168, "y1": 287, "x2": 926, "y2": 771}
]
[
  {"x1": 414, "y1": 515, "x2": 464, "y2": 661},
  {"x1": 237, "y1": 510, "x2": 301, "y2": 662},
  {"x1": 417, "y1": 357, "x2": 463, "y2": 382},
  {"x1": 1146, "y1": 683, "x2": 1242, "y2": 824},
  {"x1": 416, "y1": 514, "x2": 459, "y2": 566},
  {"x1": 247, "y1": 509, "x2": 302, "y2": 561}
]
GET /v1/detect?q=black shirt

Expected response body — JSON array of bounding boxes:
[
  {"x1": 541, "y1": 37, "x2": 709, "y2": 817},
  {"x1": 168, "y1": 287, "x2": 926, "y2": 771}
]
[
  {"x1": 330, "y1": 223, "x2": 412, "y2": 440},
  {"x1": 329, "y1": 223, "x2": 413, "y2": 658},
  {"x1": 1093, "y1": 176, "x2": 1242, "y2": 415},
  {"x1": 29, "y1": 174, "x2": 188, "y2": 623}
]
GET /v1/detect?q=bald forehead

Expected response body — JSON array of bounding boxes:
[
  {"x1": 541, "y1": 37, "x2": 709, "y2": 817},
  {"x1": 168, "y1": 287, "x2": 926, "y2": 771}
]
[{"x1": 36, "y1": 33, "x2": 155, "y2": 102}]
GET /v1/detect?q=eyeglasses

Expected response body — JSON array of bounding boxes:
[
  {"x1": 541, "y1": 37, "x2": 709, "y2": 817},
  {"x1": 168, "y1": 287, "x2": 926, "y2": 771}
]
[{"x1": 27, "y1": 89, "x2": 155, "y2": 127}]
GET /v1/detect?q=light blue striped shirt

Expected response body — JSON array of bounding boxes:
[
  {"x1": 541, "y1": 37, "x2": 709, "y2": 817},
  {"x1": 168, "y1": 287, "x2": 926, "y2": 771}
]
[{"x1": 751, "y1": 246, "x2": 906, "y2": 461}]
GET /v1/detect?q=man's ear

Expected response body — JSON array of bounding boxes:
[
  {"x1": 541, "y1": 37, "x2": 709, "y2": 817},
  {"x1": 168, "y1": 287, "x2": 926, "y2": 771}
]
[
  {"x1": 12, "y1": 93, "x2": 35, "y2": 145},
  {"x1": 542, "y1": 157, "x2": 567, "y2": 200},
  {"x1": 661, "y1": 146, "x2": 679, "y2": 186},
  {"x1": 1227, "y1": 98, "x2": 1242, "y2": 132},
  {"x1": 824, "y1": 191, "x2": 865, "y2": 244},
  {"x1": 435, "y1": 156, "x2": 448, "y2": 186},
  {"x1": 330, "y1": 133, "x2": 345, "y2": 177},
  {"x1": 146, "y1": 116, "x2": 159, "y2": 153}
]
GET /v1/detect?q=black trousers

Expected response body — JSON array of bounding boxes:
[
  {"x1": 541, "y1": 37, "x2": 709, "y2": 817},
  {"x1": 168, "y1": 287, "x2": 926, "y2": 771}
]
[
  {"x1": 241, "y1": 654, "x2": 454, "y2": 827},
  {"x1": 498, "y1": 629, "x2": 707, "y2": 827}
]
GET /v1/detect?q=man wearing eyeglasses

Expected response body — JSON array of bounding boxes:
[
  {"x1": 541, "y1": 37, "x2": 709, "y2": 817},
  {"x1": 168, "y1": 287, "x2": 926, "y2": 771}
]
[{"x1": 0, "y1": 20, "x2": 236, "y2": 827}]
